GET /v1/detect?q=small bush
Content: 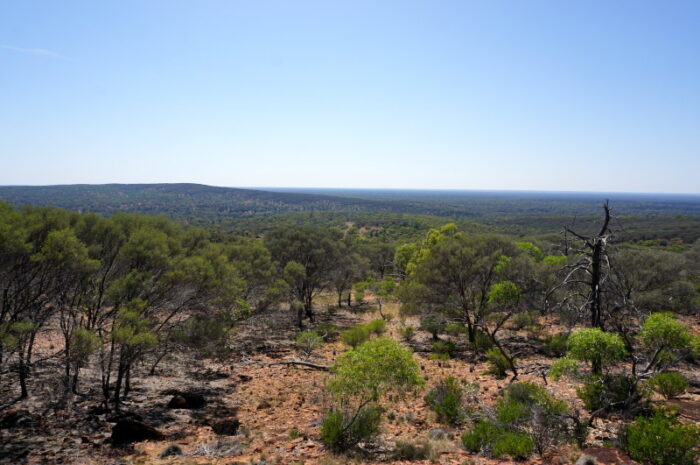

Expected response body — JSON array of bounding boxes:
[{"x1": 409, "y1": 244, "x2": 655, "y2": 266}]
[
  {"x1": 393, "y1": 439, "x2": 432, "y2": 460},
  {"x1": 428, "y1": 352, "x2": 451, "y2": 360},
  {"x1": 461, "y1": 421, "x2": 502, "y2": 452},
  {"x1": 340, "y1": 325, "x2": 370, "y2": 348},
  {"x1": 620, "y1": 408, "x2": 700, "y2": 465},
  {"x1": 420, "y1": 314, "x2": 446, "y2": 340},
  {"x1": 445, "y1": 323, "x2": 467, "y2": 336},
  {"x1": 577, "y1": 374, "x2": 637, "y2": 412},
  {"x1": 296, "y1": 331, "x2": 323, "y2": 356},
  {"x1": 647, "y1": 372, "x2": 689, "y2": 400},
  {"x1": 541, "y1": 332, "x2": 569, "y2": 357},
  {"x1": 471, "y1": 329, "x2": 494, "y2": 353},
  {"x1": 496, "y1": 398, "x2": 529, "y2": 423},
  {"x1": 432, "y1": 340, "x2": 456, "y2": 358},
  {"x1": 320, "y1": 404, "x2": 382, "y2": 451},
  {"x1": 424, "y1": 377, "x2": 465, "y2": 425},
  {"x1": 399, "y1": 325, "x2": 415, "y2": 341},
  {"x1": 492, "y1": 432, "x2": 534, "y2": 460},
  {"x1": 365, "y1": 319, "x2": 387, "y2": 335},
  {"x1": 314, "y1": 323, "x2": 339, "y2": 342},
  {"x1": 509, "y1": 311, "x2": 539, "y2": 331},
  {"x1": 486, "y1": 348, "x2": 511, "y2": 378}
]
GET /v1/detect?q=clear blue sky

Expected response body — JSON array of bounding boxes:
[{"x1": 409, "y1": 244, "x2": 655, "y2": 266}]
[{"x1": 1, "y1": 1, "x2": 699, "y2": 193}]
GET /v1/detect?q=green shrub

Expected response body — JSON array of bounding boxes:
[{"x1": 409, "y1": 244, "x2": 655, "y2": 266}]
[
  {"x1": 472, "y1": 328, "x2": 494, "y2": 353},
  {"x1": 576, "y1": 374, "x2": 637, "y2": 412},
  {"x1": 424, "y1": 377, "x2": 465, "y2": 425},
  {"x1": 420, "y1": 314, "x2": 446, "y2": 340},
  {"x1": 445, "y1": 323, "x2": 467, "y2": 336},
  {"x1": 399, "y1": 325, "x2": 415, "y2": 341},
  {"x1": 427, "y1": 352, "x2": 451, "y2": 360},
  {"x1": 393, "y1": 439, "x2": 432, "y2": 460},
  {"x1": 295, "y1": 330, "x2": 323, "y2": 355},
  {"x1": 432, "y1": 340, "x2": 456, "y2": 357},
  {"x1": 496, "y1": 399, "x2": 529, "y2": 424},
  {"x1": 314, "y1": 323, "x2": 339, "y2": 342},
  {"x1": 365, "y1": 319, "x2": 387, "y2": 335},
  {"x1": 461, "y1": 421, "x2": 502, "y2": 452},
  {"x1": 320, "y1": 404, "x2": 382, "y2": 451},
  {"x1": 486, "y1": 348, "x2": 511, "y2": 378},
  {"x1": 340, "y1": 325, "x2": 370, "y2": 348},
  {"x1": 647, "y1": 372, "x2": 689, "y2": 400},
  {"x1": 492, "y1": 432, "x2": 534, "y2": 459},
  {"x1": 620, "y1": 408, "x2": 700, "y2": 465},
  {"x1": 541, "y1": 332, "x2": 569, "y2": 357},
  {"x1": 509, "y1": 311, "x2": 539, "y2": 331}
]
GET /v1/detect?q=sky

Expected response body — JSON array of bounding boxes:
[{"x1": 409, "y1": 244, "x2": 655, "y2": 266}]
[{"x1": 1, "y1": 1, "x2": 699, "y2": 193}]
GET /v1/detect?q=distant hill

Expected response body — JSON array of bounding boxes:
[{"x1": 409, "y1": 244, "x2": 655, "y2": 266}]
[
  {"x1": 0, "y1": 184, "x2": 393, "y2": 224},
  {"x1": 1, "y1": 184, "x2": 700, "y2": 237}
]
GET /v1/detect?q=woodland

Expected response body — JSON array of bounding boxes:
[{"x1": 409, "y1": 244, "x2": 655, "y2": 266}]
[{"x1": 0, "y1": 195, "x2": 698, "y2": 465}]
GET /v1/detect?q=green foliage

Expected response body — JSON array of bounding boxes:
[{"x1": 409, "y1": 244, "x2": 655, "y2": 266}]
[
  {"x1": 431, "y1": 340, "x2": 456, "y2": 358},
  {"x1": 462, "y1": 421, "x2": 502, "y2": 452},
  {"x1": 340, "y1": 325, "x2": 370, "y2": 348},
  {"x1": 509, "y1": 311, "x2": 539, "y2": 331},
  {"x1": 320, "y1": 404, "x2": 382, "y2": 451},
  {"x1": 470, "y1": 328, "x2": 494, "y2": 353},
  {"x1": 365, "y1": 319, "x2": 387, "y2": 335},
  {"x1": 548, "y1": 357, "x2": 581, "y2": 381},
  {"x1": 566, "y1": 328, "x2": 627, "y2": 373},
  {"x1": 328, "y1": 337, "x2": 423, "y2": 402},
  {"x1": 424, "y1": 377, "x2": 466, "y2": 425},
  {"x1": 419, "y1": 313, "x2": 446, "y2": 340},
  {"x1": 647, "y1": 372, "x2": 689, "y2": 400},
  {"x1": 487, "y1": 280, "x2": 520, "y2": 307},
  {"x1": 492, "y1": 433, "x2": 534, "y2": 460},
  {"x1": 296, "y1": 331, "x2": 323, "y2": 356},
  {"x1": 541, "y1": 332, "x2": 569, "y2": 357},
  {"x1": 314, "y1": 323, "x2": 339, "y2": 342},
  {"x1": 486, "y1": 348, "x2": 510, "y2": 378},
  {"x1": 516, "y1": 241, "x2": 544, "y2": 261},
  {"x1": 69, "y1": 328, "x2": 100, "y2": 362},
  {"x1": 393, "y1": 439, "x2": 432, "y2": 461},
  {"x1": 445, "y1": 323, "x2": 467, "y2": 336},
  {"x1": 576, "y1": 374, "x2": 638, "y2": 412},
  {"x1": 639, "y1": 313, "x2": 693, "y2": 369},
  {"x1": 398, "y1": 325, "x2": 415, "y2": 341},
  {"x1": 621, "y1": 408, "x2": 700, "y2": 465}
]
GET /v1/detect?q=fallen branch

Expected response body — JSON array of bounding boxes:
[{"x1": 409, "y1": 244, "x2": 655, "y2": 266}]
[{"x1": 258, "y1": 360, "x2": 331, "y2": 371}]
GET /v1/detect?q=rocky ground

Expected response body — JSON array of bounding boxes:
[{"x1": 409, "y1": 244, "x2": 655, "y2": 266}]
[{"x1": 1, "y1": 302, "x2": 698, "y2": 465}]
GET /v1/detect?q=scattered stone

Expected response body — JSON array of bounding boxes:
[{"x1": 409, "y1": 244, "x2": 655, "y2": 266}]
[
  {"x1": 167, "y1": 392, "x2": 206, "y2": 409},
  {"x1": 238, "y1": 374, "x2": 253, "y2": 382},
  {"x1": 111, "y1": 419, "x2": 165, "y2": 445},
  {"x1": 256, "y1": 400, "x2": 271, "y2": 410},
  {"x1": 160, "y1": 444, "x2": 183, "y2": 458},
  {"x1": 575, "y1": 455, "x2": 598, "y2": 465},
  {"x1": 212, "y1": 417, "x2": 241, "y2": 436}
]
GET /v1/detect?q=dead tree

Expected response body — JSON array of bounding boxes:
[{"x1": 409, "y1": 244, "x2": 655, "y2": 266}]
[{"x1": 549, "y1": 202, "x2": 613, "y2": 329}]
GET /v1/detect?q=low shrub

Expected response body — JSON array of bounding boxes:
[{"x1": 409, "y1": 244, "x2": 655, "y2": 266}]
[
  {"x1": 492, "y1": 432, "x2": 534, "y2": 460},
  {"x1": 445, "y1": 323, "x2": 467, "y2": 336},
  {"x1": 620, "y1": 408, "x2": 700, "y2": 465},
  {"x1": 432, "y1": 340, "x2": 456, "y2": 358},
  {"x1": 471, "y1": 329, "x2": 494, "y2": 353},
  {"x1": 393, "y1": 439, "x2": 432, "y2": 460},
  {"x1": 647, "y1": 372, "x2": 689, "y2": 400},
  {"x1": 296, "y1": 331, "x2": 323, "y2": 356},
  {"x1": 541, "y1": 332, "x2": 569, "y2": 357},
  {"x1": 320, "y1": 404, "x2": 382, "y2": 451},
  {"x1": 576, "y1": 374, "x2": 637, "y2": 412},
  {"x1": 424, "y1": 377, "x2": 465, "y2": 425},
  {"x1": 399, "y1": 325, "x2": 415, "y2": 341},
  {"x1": 509, "y1": 311, "x2": 539, "y2": 331},
  {"x1": 486, "y1": 348, "x2": 511, "y2": 378},
  {"x1": 461, "y1": 421, "x2": 502, "y2": 453},
  {"x1": 340, "y1": 325, "x2": 370, "y2": 348},
  {"x1": 314, "y1": 323, "x2": 339, "y2": 342},
  {"x1": 365, "y1": 319, "x2": 387, "y2": 335}
]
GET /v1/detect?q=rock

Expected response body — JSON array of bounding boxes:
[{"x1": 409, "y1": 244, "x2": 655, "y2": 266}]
[
  {"x1": 256, "y1": 400, "x2": 271, "y2": 410},
  {"x1": 212, "y1": 417, "x2": 241, "y2": 436},
  {"x1": 167, "y1": 393, "x2": 206, "y2": 409},
  {"x1": 428, "y1": 428, "x2": 446, "y2": 440},
  {"x1": 160, "y1": 444, "x2": 183, "y2": 458},
  {"x1": 238, "y1": 374, "x2": 252, "y2": 382},
  {"x1": 111, "y1": 419, "x2": 165, "y2": 445},
  {"x1": 576, "y1": 456, "x2": 598, "y2": 465},
  {"x1": 0, "y1": 409, "x2": 35, "y2": 429}
]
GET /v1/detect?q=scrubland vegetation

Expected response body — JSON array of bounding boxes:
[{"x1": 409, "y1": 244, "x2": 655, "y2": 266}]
[{"x1": 0, "y1": 198, "x2": 699, "y2": 464}]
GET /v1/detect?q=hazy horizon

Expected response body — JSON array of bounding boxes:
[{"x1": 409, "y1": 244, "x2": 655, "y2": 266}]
[{"x1": 2, "y1": 1, "x2": 699, "y2": 193}]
